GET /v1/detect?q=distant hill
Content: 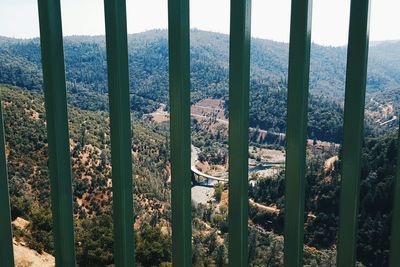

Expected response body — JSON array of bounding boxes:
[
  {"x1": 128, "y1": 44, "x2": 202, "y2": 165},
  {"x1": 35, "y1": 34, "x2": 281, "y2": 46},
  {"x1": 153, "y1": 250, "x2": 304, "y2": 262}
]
[{"x1": 0, "y1": 30, "x2": 398, "y2": 142}]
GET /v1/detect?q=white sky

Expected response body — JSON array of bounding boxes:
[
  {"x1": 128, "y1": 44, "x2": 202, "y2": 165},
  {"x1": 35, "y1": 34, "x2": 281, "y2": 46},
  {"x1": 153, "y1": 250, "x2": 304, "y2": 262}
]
[{"x1": 0, "y1": 0, "x2": 399, "y2": 46}]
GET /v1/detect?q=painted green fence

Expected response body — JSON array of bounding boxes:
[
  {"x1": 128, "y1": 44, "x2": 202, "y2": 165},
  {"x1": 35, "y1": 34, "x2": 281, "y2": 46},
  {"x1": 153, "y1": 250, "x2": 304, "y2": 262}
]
[{"x1": 0, "y1": 0, "x2": 399, "y2": 266}]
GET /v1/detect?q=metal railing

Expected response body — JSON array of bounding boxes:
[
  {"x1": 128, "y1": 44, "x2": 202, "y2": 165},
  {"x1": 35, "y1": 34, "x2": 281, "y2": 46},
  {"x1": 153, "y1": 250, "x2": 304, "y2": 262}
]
[{"x1": 0, "y1": 0, "x2": 399, "y2": 266}]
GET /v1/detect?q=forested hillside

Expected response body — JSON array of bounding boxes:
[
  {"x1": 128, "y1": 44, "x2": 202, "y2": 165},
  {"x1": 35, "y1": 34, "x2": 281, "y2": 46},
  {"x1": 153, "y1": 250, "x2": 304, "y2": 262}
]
[
  {"x1": 1, "y1": 85, "x2": 172, "y2": 265},
  {"x1": 249, "y1": 130, "x2": 399, "y2": 266},
  {"x1": 3, "y1": 85, "x2": 344, "y2": 266},
  {"x1": 1, "y1": 30, "x2": 398, "y2": 143},
  {"x1": 1, "y1": 30, "x2": 400, "y2": 266},
  {"x1": 3, "y1": 85, "x2": 398, "y2": 266}
]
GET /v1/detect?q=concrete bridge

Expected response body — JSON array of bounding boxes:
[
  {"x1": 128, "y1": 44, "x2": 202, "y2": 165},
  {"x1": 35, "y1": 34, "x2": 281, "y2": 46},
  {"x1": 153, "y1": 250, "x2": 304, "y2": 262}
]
[
  {"x1": 191, "y1": 145, "x2": 228, "y2": 186},
  {"x1": 191, "y1": 165, "x2": 229, "y2": 185},
  {"x1": 191, "y1": 145, "x2": 285, "y2": 186}
]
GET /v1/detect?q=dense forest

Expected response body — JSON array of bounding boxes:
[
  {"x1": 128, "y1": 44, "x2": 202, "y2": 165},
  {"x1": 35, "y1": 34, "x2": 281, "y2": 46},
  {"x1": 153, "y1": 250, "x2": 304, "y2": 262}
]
[
  {"x1": 249, "y1": 131, "x2": 399, "y2": 267},
  {"x1": 1, "y1": 30, "x2": 399, "y2": 143}
]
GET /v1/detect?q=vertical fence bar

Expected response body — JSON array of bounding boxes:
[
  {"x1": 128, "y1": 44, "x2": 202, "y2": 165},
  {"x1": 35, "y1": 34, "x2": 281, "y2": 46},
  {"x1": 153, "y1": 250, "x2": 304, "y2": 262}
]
[
  {"x1": 283, "y1": 0, "x2": 313, "y2": 266},
  {"x1": 337, "y1": 0, "x2": 371, "y2": 266},
  {"x1": 37, "y1": 0, "x2": 76, "y2": 265},
  {"x1": 103, "y1": 0, "x2": 135, "y2": 266},
  {"x1": 390, "y1": 128, "x2": 400, "y2": 266},
  {"x1": 0, "y1": 100, "x2": 14, "y2": 267},
  {"x1": 168, "y1": 0, "x2": 192, "y2": 265},
  {"x1": 228, "y1": 0, "x2": 251, "y2": 266}
]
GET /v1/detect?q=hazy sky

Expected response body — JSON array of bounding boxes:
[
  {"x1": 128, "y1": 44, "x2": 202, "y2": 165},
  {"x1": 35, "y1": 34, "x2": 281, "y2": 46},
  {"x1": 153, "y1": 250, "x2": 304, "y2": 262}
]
[{"x1": 1, "y1": 0, "x2": 400, "y2": 46}]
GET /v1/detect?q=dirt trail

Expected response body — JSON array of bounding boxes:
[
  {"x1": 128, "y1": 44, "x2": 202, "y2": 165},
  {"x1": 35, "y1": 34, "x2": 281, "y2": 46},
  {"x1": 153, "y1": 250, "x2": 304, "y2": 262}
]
[
  {"x1": 249, "y1": 199, "x2": 280, "y2": 214},
  {"x1": 13, "y1": 241, "x2": 55, "y2": 267},
  {"x1": 324, "y1": 155, "x2": 339, "y2": 174}
]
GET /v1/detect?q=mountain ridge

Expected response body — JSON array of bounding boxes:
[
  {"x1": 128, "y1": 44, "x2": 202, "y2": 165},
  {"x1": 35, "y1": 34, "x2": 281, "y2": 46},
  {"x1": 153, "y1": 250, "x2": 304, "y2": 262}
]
[{"x1": 0, "y1": 29, "x2": 398, "y2": 143}]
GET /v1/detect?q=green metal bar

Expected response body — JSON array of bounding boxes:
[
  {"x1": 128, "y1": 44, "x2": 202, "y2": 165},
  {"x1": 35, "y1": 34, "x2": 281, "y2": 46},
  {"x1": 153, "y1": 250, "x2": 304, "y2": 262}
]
[
  {"x1": 284, "y1": 0, "x2": 313, "y2": 266},
  {"x1": 390, "y1": 128, "x2": 400, "y2": 266},
  {"x1": 228, "y1": 0, "x2": 251, "y2": 266},
  {"x1": 0, "y1": 100, "x2": 14, "y2": 267},
  {"x1": 37, "y1": 0, "x2": 76, "y2": 265},
  {"x1": 103, "y1": 0, "x2": 135, "y2": 266},
  {"x1": 167, "y1": 0, "x2": 192, "y2": 266},
  {"x1": 337, "y1": 0, "x2": 371, "y2": 266}
]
